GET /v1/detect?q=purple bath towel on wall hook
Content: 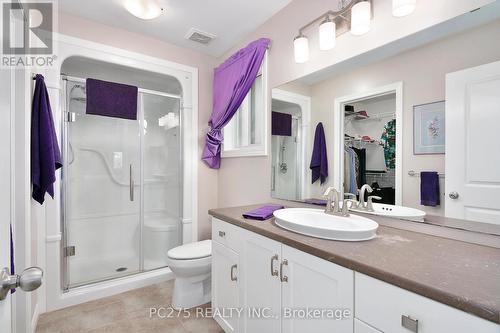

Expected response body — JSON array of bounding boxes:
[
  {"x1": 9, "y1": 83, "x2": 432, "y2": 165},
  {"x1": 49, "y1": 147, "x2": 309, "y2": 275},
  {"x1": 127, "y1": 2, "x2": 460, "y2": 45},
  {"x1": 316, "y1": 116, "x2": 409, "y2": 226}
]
[{"x1": 31, "y1": 74, "x2": 62, "y2": 205}]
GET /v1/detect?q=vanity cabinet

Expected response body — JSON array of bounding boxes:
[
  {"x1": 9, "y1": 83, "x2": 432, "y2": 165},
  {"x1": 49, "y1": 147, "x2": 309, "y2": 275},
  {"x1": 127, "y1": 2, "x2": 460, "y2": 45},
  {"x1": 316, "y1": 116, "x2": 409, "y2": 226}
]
[
  {"x1": 212, "y1": 217, "x2": 499, "y2": 333},
  {"x1": 212, "y1": 218, "x2": 354, "y2": 333}
]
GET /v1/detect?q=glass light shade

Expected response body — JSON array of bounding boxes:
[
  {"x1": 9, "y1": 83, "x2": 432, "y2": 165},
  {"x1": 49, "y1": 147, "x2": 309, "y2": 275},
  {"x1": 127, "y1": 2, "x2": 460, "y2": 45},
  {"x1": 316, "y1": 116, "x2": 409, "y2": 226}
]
[
  {"x1": 319, "y1": 19, "x2": 336, "y2": 51},
  {"x1": 293, "y1": 35, "x2": 309, "y2": 63},
  {"x1": 351, "y1": 1, "x2": 371, "y2": 36},
  {"x1": 124, "y1": 0, "x2": 163, "y2": 20},
  {"x1": 392, "y1": 0, "x2": 416, "y2": 17}
]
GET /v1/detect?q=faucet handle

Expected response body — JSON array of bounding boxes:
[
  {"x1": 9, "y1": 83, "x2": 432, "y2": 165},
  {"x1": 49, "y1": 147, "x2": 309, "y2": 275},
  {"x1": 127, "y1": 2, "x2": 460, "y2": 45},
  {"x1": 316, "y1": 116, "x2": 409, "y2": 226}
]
[
  {"x1": 344, "y1": 193, "x2": 357, "y2": 199},
  {"x1": 341, "y1": 199, "x2": 356, "y2": 216},
  {"x1": 323, "y1": 187, "x2": 335, "y2": 197},
  {"x1": 366, "y1": 195, "x2": 382, "y2": 211}
]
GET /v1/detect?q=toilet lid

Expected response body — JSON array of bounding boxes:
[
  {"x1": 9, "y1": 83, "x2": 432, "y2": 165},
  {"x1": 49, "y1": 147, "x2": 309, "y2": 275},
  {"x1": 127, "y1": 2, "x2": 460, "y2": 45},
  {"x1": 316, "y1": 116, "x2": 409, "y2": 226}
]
[{"x1": 167, "y1": 240, "x2": 212, "y2": 260}]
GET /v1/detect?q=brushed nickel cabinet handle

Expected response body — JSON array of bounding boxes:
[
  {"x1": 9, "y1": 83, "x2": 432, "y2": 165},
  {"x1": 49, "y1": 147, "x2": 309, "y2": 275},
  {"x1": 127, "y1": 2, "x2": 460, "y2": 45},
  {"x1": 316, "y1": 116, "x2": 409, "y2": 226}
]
[
  {"x1": 401, "y1": 315, "x2": 418, "y2": 333},
  {"x1": 218, "y1": 231, "x2": 226, "y2": 238},
  {"x1": 270, "y1": 254, "x2": 279, "y2": 277},
  {"x1": 230, "y1": 264, "x2": 238, "y2": 281},
  {"x1": 280, "y1": 259, "x2": 288, "y2": 283}
]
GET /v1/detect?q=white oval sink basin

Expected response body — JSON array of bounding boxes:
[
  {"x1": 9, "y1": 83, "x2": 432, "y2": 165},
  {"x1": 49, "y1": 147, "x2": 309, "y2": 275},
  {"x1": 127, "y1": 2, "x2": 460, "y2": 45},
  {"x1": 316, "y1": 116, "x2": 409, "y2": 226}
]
[
  {"x1": 349, "y1": 203, "x2": 426, "y2": 222},
  {"x1": 273, "y1": 208, "x2": 378, "y2": 241}
]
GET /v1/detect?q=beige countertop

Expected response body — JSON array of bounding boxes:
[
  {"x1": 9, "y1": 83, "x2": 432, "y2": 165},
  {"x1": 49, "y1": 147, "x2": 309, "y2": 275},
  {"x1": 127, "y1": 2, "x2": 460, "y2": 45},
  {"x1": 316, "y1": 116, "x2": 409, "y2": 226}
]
[{"x1": 209, "y1": 203, "x2": 500, "y2": 324}]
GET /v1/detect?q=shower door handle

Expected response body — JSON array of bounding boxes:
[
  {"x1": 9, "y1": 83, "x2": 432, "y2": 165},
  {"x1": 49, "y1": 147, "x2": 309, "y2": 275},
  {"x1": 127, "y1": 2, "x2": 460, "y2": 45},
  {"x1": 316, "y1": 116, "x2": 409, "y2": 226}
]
[{"x1": 129, "y1": 164, "x2": 134, "y2": 201}]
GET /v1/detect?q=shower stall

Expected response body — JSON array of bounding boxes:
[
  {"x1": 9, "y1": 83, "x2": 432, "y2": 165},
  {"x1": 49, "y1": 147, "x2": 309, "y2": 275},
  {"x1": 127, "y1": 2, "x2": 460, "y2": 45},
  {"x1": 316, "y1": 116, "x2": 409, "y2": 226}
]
[{"x1": 60, "y1": 58, "x2": 185, "y2": 290}]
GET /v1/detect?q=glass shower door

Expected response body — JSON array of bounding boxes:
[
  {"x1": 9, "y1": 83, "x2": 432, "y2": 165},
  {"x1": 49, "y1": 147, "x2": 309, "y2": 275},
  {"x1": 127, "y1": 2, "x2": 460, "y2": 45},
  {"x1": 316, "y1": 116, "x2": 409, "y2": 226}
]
[
  {"x1": 141, "y1": 93, "x2": 182, "y2": 271},
  {"x1": 63, "y1": 80, "x2": 142, "y2": 288}
]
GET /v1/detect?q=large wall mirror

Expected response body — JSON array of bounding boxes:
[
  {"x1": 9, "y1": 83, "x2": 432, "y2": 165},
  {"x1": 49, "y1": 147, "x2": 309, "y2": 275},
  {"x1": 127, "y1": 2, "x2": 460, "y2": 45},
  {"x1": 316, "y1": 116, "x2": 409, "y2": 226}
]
[{"x1": 270, "y1": 2, "x2": 500, "y2": 230}]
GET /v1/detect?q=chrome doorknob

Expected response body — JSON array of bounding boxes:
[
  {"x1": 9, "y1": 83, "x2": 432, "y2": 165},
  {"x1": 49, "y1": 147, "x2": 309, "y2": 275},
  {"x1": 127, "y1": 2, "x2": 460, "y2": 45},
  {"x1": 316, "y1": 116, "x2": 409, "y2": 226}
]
[
  {"x1": 449, "y1": 191, "x2": 459, "y2": 200},
  {"x1": 0, "y1": 267, "x2": 43, "y2": 301}
]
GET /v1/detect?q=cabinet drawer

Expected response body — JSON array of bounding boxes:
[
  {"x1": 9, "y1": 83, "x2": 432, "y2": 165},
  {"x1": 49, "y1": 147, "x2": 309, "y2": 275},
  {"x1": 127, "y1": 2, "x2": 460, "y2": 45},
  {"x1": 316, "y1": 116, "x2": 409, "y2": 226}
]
[
  {"x1": 355, "y1": 319, "x2": 382, "y2": 333},
  {"x1": 355, "y1": 273, "x2": 499, "y2": 333},
  {"x1": 212, "y1": 217, "x2": 242, "y2": 252}
]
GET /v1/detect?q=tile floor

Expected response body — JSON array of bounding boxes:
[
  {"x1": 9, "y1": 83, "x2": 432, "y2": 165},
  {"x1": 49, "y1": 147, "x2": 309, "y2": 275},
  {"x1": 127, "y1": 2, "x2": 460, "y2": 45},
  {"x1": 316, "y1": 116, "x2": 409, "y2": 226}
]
[{"x1": 36, "y1": 280, "x2": 223, "y2": 333}]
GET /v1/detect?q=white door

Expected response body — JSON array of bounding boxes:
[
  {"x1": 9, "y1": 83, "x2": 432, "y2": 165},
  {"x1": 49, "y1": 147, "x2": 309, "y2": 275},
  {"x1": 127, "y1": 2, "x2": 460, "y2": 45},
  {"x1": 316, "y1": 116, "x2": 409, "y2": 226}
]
[
  {"x1": 281, "y1": 245, "x2": 354, "y2": 333},
  {"x1": 0, "y1": 67, "x2": 13, "y2": 332},
  {"x1": 446, "y1": 60, "x2": 500, "y2": 224},
  {"x1": 240, "y1": 230, "x2": 282, "y2": 333},
  {"x1": 212, "y1": 241, "x2": 240, "y2": 333}
]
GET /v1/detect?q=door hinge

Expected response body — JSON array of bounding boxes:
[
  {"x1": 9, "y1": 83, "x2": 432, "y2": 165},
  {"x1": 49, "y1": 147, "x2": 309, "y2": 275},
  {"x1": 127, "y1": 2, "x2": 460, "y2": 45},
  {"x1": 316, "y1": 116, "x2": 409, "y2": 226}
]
[
  {"x1": 65, "y1": 112, "x2": 76, "y2": 122},
  {"x1": 64, "y1": 246, "x2": 76, "y2": 257}
]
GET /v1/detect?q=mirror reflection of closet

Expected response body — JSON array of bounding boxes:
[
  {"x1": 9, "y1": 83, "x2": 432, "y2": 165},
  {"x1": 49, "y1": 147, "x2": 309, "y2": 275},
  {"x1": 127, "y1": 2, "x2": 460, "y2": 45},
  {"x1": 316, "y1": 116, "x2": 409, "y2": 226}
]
[{"x1": 344, "y1": 93, "x2": 396, "y2": 204}]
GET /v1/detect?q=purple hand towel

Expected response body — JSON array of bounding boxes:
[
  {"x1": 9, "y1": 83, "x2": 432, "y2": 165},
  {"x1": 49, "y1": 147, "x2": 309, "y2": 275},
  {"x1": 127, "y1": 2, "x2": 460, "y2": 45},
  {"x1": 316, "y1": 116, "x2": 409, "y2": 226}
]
[
  {"x1": 86, "y1": 78, "x2": 138, "y2": 120},
  {"x1": 242, "y1": 205, "x2": 284, "y2": 220},
  {"x1": 310, "y1": 122, "x2": 328, "y2": 184},
  {"x1": 304, "y1": 198, "x2": 327, "y2": 206},
  {"x1": 31, "y1": 74, "x2": 62, "y2": 205},
  {"x1": 420, "y1": 171, "x2": 440, "y2": 206},
  {"x1": 272, "y1": 112, "x2": 292, "y2": 136}
]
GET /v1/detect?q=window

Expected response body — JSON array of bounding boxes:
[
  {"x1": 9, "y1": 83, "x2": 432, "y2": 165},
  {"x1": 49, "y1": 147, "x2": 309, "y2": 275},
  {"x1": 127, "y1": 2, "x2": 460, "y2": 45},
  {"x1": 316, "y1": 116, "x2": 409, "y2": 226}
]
[{"x1": 222, "y1": 53, "x2": 268, "y2": 157}]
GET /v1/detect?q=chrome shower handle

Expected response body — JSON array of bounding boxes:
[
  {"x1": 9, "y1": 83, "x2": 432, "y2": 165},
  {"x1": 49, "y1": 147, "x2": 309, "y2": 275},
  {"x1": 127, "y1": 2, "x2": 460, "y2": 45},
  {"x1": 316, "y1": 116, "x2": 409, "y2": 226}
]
[{"x1": 129, "y1": 164, "x2": 134, "y2": 201}]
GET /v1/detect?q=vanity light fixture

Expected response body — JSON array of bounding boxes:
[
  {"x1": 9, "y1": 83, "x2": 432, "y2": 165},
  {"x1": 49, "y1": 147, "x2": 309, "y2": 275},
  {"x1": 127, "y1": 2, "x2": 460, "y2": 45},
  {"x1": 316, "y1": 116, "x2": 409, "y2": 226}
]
[
  {"x1": 392, "y1": 0, "x2": 417, "y2": 17},
  {"x1": 293, "y1": 0, "x2": 416, "y2": 63},
  {"x1": 351, "y1": 1, "x2": 372, "y2": 36},
  {"x1": 124, "y1": 0, "x2": 164, "y2": 20},
  {"x1": 319, "y1": 16, "x2": 336, "y2": 51},
  {"x1": 293, "y1": 34, "x2": 309, "y2": 63}
]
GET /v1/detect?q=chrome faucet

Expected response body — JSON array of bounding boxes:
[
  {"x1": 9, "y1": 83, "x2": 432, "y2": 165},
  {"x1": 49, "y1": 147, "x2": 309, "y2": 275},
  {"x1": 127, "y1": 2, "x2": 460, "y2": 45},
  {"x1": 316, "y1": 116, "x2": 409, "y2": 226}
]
[
  {"x1": 323, "y1": 187, "x2": 340, "y2": 215},
  {"x1": 357, "y1": 184, "x2": 381, "y2": 212},
  {"x1": 357, "y1": 184, "x2": 373, "y2": 211}
]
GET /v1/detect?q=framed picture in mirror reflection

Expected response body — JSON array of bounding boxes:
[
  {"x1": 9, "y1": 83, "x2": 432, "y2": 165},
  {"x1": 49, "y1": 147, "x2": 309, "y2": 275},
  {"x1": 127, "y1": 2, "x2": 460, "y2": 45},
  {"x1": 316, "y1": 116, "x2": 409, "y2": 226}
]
[{"x1": 413, "y1": 101, "x2": 445, "y2": 154}]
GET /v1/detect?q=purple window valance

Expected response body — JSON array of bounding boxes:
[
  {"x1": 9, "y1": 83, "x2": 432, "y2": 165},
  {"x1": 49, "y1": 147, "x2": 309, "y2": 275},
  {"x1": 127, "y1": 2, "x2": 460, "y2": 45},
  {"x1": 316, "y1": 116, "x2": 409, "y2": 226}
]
[{"x1": 202, "y1": 38, "x2": 271, "y2": 169}]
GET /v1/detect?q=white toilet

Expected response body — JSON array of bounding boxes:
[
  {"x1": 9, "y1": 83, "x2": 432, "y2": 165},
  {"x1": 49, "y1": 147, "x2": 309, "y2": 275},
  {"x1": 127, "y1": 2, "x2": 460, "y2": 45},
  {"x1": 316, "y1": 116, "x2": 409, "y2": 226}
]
[{"x1": 167, "y1": 240, "x2": 212, "y2": 309}]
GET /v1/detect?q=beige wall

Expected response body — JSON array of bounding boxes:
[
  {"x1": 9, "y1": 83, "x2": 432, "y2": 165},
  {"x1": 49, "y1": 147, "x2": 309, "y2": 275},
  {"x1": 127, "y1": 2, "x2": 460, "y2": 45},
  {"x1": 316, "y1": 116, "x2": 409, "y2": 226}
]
[
  {"x1": 217, "y1": 8, "x2": 500, "y2": 213},
  {"x1": 58, "y1": 13, "x2": 217, "y2": 239}
]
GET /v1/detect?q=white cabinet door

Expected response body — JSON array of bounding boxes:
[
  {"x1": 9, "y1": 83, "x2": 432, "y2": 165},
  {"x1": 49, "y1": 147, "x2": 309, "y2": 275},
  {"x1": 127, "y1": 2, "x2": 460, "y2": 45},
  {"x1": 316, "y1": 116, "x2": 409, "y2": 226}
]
[
  {"x1": 354, "y1": 319, "x2": 382, "y2": 333},
  {"x1": 446, "y1": 60, "x2": 500, "y2": 224},
  {"x1": 212, "y1": 241, "x2": 240, "y2": 333},
  {"x1": 281, "y1": 245, "x2": 354, "y2": 333},
  {"x1": 240, "y1": 229, "x2": 282, "y2": 333}
]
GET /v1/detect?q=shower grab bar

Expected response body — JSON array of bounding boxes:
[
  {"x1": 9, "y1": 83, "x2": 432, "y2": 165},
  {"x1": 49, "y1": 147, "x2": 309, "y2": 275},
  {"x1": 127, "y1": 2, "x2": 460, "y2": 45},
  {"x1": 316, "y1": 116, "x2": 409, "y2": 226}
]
[{"x1": 130, "y1": 164, "x2": 134, "y2": 201}]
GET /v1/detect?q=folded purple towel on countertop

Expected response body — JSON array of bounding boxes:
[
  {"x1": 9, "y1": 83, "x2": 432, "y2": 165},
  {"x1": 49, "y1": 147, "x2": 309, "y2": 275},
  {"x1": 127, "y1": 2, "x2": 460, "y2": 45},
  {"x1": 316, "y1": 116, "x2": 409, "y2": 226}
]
[
  {"x1": 420, "y1": 171, "x2": 440, "y2": 206},
  {"x1": 304, "y1": 198, "x2": 327, "y2": 206},
  {"x1": 242, "y1": 205, "x2": 284, "y2": 220}
]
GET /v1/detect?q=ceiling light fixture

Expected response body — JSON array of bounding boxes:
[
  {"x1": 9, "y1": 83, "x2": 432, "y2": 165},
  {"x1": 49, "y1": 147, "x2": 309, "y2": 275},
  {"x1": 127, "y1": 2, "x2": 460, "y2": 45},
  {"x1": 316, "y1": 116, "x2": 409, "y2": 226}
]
[
  {"x1": 392, "y1": 0, "x2": 416, "y2": 17},
  {"x1": 319, "y1": 16, "x2": 336, "y2": 51},
  {"x1": 293, "y1": 0, "x2": 416, "y2": 63},
  {"x1": 124, "y1": 0, "x2": 164, "y2": 20}
]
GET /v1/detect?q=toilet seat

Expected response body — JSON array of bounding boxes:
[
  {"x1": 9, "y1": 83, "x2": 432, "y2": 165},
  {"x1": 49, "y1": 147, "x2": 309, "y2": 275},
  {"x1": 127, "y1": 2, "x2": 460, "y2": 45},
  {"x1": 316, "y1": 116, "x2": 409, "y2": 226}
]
[{"x1": 167, "y1": 240, "x2": 212, "y2": 260}]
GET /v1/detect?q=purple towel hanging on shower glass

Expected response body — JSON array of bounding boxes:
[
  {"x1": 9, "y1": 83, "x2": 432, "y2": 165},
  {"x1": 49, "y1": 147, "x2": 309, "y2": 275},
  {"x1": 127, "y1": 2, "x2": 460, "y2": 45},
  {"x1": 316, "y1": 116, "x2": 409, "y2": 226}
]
[
  {"x1": 272, "y1": 112, "x2": 292, "y2": 136},
  {"x1": 86, "y1": 78, "x2": 138, "y2": 120}
]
